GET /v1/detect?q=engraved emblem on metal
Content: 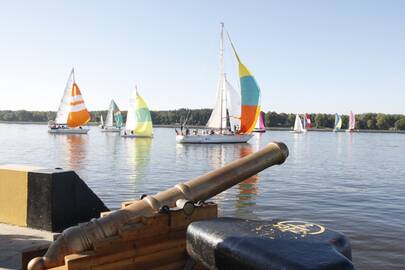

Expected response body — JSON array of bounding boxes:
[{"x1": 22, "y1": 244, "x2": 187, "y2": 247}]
[{"x1": 273, "y1": 221, "x2": 325, "y2": 235}]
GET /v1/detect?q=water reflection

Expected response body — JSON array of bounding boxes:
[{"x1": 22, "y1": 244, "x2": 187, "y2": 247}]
[
  {"x1": 65, "y1": 135, "x2": 89, "y2": 172},
  {"x1": 176, "y1": 143, "x2": 258, "y2": 206},
  {"x1": 236, "y1": 144, "x2": 260, "y2": 211},
  {"x1": 126, "y1": 138, "x2": 152, "y2": 183},
  {"x1": 176, "y1": 143, "x2": 244, "y2": 170}
]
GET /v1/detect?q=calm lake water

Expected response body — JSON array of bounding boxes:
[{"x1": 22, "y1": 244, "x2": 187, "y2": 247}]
[{"x1": 0, "y1": 123, "x2": 404, "y2": 269}]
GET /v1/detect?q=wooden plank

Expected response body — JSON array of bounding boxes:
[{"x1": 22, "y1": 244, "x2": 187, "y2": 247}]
[
  {"x1": 170, "y1": 203, "x2": 217, "y2": 230},
  {"x1": 65, "y1": 253, "x2": 93, "y2": 270},
  {"x1": 63, "y1": 235, "x2": 186, "y2": 269},
  {"x1": 95, "y1": 246, "x2": 186, "y2": 270},
  {"x1": 150, "y1": 260, "x2": 187, "y2": 270},
  {"x1": 118, "y1": 215, "x2": 170, "y2": 241}
]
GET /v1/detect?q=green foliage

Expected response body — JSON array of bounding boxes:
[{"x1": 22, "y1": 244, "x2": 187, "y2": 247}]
[
  {"x1": 0, "y1": 110, "x2": 404, "y2": 131},
  {"x1": 264, "y1": 112, "x2": 293, "y2": 127},
  {"x1": 313, "y1": 114, "x2": 334, "y2": 128},
  {"x1": 0, "y1": 110, "x2": 56, "y2": 122},
  {"x1": 395, "y1": 117, "x2": 405, "y2": 130},
  {"x1": 150, "y1": 108, "x2": 211, "y2": 126}
]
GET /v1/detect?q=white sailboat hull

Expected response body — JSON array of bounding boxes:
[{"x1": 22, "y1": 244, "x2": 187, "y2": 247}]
[
  {"x1": 176, "y1": 134, "x2": 253, "y2": 144},
  {"x1": 121, "y1": 134, "x2": 153, "y2": 138},
  {"x1": 290, "y1": 129, "x2": 307, "y2": 134},
  {"x1": 253, "y1": 128, "x2": 266, "y2": 133},
  {"x1": 100, "y1": 127, "x2": 121, "y2": 133},
  {"x1": 48, "y1": 128, "x2": 89, "y2": 134}
]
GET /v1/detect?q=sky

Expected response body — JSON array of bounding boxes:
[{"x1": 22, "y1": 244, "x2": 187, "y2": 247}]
[{"x1": 0, "y1": 0, "x2": 404, "y2": 114}]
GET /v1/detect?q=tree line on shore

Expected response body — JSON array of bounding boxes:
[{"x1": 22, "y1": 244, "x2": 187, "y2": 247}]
[{"x1": 1, "y1": 109, "x2": 405, "y2": 130}]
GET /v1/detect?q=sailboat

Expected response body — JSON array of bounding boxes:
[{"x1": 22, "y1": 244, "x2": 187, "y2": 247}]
[
  {"x1": 99, "y1": 114, "x2": 104, "y2": 128},
  {"x1": 121, "y1": 88, "x2": 153, "y2": 138},
  {"x1": 305, "y1": 113, "x2": 311, "y2": 129},
  {"x1": 333, "y1": 113, "x2": 342, "y2": 132},
  {"x1": 48, "y1": 69, "x2": 90, "y2": 134},
  {"x1": 100, "y1": 100, "x2": 123, "y2": 132},
  {"x1": 176, "y1": 23, "x2": 260, "y2": 144},
  {"x1": 291, "y1": 114, "x2": 306, "y2": 133},
  {"x1": 346, "y1": 111, "x2": 356, "y2": 132},
  {"x1": 253, "y1": 111, "x2": 266, "y2": 133}
]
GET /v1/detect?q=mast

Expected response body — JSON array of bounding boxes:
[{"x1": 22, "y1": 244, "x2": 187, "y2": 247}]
[
  {"x1": 205, "y1": 22, "x2": 232, "y2": 131},
  {"x1": 224, "y1": 73, "x2": 229, "y2": 129},
  {"x1": 219, "y1": 22, "x2": 225, "y2": 133}
]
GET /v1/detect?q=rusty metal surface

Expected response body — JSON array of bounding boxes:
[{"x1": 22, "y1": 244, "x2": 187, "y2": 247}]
[{"x1": 28, "y1": 142, "x2": 288, "y2": 270}]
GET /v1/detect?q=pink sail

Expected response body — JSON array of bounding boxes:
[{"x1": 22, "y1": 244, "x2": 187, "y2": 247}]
[
  {"x1": 348, "y1": 111, "x2": 356, "y2": 130},
  {"x1": 305, "y1": 113, "x2": 311, "y2": 128},
  {"x1": 259, "y1": 111, "x2": 265, "y2": 129},
  {"x1": 253, "y1": 111, "x2": 266, "y2": 132}
]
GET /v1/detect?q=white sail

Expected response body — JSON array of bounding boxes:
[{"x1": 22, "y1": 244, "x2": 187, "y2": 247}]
[
  {"x1": 334, "y1": 113, "x2": 342, "y2": 130},
  {"x1": 105, "y1": 100, "x2": 114, "y2": 127},
  {"x1": 55, "y1": 69, "x2": 74, "y2": 124},
  {"x1": 348, "y1": 111, "x2": 355, "y2": 130},
  {"x1": 254, "y1": 111, "x2": 260, "y2": 129},
  {"x1": 351, "y1": 112, "x2": 356, "y2": 129},
  {"x1": 293, "y1": 114, "x2": 304, "y2": 132},
  {"x1": 207, "y1": 77, "x2": 227, "y2": 129},
  {"x1": 207, "y1": 23, "x2": 227, "y2": 130},
  {"x1": 302, "y1": 114, "x2": 307, "y2": 131},
  {"x1": 125, "y1": 92, "x2": 137, "y2": 131},
  {"x1": 125, "y1": 90, "x2": 136, "y2": 131},
  {"x1": 225, "y1": 78, "x2": 240, "y2": 131},
  {"x1": 100, "y1": 114, "x2": 104, "y2": 126}
]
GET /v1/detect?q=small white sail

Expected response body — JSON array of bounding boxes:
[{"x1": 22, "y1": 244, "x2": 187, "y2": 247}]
[
  {"x1": 254, "y1": 111, "x2": 260, "y2": 129},
  {"x1": 301, "y1": 114, "x2": 307, "y2": 131},
  {"x1": 293, "y1": 114, "x2": 304, "y2": 132},
  {"x1": 351, "y1": 112, "x2": 356, "y2": 129},
  {"x1": 55, "y1": 69, "x2": 74, "y2": 124},
  {"x1": 100, "y1": 114, "x2": 104, "y2": 126},
  {"x1": 348, "y1": 111, "x2": 356, "y2": 130},
  {"x1": 334, "y1": 113, "x2": 342, "y2": 130},
  {"x1": 105, "y1": 103, "x2": 114, "y2": 127},
  {"x1": 125, "y1": 93, "x2": 137, "y2": 132}
]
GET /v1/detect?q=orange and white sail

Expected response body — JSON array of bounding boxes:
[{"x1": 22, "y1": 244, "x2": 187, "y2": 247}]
[{"x1": 55, "y1": 69, "x2": 90, "y2": 127}]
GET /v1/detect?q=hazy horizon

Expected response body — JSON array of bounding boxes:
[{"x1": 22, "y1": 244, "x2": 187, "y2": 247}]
[{"x1": 1, "y1": 0, "x2": 404, "y2": 114}]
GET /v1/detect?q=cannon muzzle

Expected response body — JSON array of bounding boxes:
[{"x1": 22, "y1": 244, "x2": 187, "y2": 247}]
[{"x1": 28, "y1": 142, "x2": 288, "y2": 270}]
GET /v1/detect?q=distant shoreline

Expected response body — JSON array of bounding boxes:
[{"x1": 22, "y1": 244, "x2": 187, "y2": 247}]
[{"x1": 1, "y1": 121, "x2": 405, "y2": 134}]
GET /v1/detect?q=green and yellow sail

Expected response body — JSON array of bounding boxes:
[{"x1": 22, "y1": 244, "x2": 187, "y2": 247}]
[{"x1": 124, "y1": 89, "x2": 153, "y2": 137}]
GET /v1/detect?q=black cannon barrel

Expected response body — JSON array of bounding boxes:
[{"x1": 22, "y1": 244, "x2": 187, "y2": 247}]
[{"x1": 28, "y1": 142, "x2": 289, "y2": 270}]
